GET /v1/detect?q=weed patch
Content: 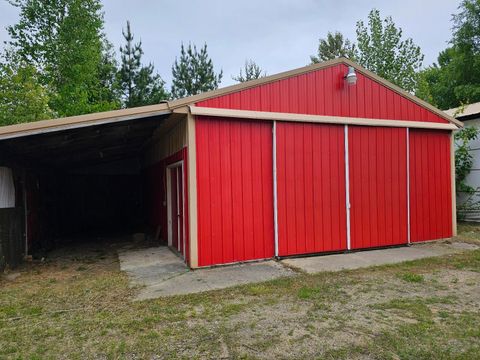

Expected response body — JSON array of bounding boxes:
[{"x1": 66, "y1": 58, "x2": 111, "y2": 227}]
[{"x1": 398, "y1": 272, "x2": 424, "y2": 283}]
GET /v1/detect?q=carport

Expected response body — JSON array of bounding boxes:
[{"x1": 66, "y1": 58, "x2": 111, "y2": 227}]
[{"x1": 0, "y1": 104, "x2": 191, "y2": 268}]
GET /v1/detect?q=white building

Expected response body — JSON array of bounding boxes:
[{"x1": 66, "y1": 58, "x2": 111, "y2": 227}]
[{"x1": 446, "y1": 102, "x2": 480, "y2": 221}]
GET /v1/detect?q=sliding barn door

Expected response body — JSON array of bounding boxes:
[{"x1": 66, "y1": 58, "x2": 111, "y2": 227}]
[
  {"x1": 409, "y1": 129, "x2": 453, "y2": 242},
  {"x1": 276, "y1": 122, "x2": 347, "y2": 256},
  {"x1": 196, "y1": 116, "x2": 274, "y2": 266},
  {"x1": 348, "y1": 126, "x2": 408, "y2": 249}
]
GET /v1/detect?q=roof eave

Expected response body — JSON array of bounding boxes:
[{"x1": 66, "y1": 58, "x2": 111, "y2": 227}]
[{"x1": 0, "y1": 104, "x2": 171, "y2": 140}]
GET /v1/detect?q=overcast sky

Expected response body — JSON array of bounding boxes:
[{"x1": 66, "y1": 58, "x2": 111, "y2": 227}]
[{"x1": 0, "y1": 0, "x2": 459, "y2": 87}]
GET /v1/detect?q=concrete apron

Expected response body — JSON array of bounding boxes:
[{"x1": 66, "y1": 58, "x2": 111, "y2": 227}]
[
  {"x1": 282, "y1": 241, "x2": 479, "y2": 273},
  {"x1": 118, "y1": 247, "x2": 294, "y2": 300},
  {"x1": 118, "y1": 241, "x2": 478, "y2": 300}
]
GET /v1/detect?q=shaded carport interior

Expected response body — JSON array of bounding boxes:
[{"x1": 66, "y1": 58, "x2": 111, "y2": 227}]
[{"x1": 0, "y1": 109, "x2": 180, "y2": 257}]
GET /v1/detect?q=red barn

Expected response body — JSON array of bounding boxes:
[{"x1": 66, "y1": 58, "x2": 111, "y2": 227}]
[{"x1": 0, "y1": 58, "x2": 461, "y2": 269}]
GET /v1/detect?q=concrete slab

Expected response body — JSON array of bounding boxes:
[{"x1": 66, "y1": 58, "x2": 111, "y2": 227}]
[
  {"x1": 281, "y1": 241, "x2": 479, "y2": 274},
  {"x1": 118, "y1": 246, "x2": 189, "y2": 286},
  {"x1": 118, "y1": 242, "x2": 478, "y2": 299},
  {"x1": 141, "y1": 261, "x2": 293, "y2": 299},
  {"x1": 118, "y1": 246, "x2": 295, "y2": 300}
]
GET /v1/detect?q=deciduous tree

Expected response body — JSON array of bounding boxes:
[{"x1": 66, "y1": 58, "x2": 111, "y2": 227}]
[
  {"x1": 7, "y1": 0, "x2": 120, "y2": 117},
  {"x1": 417, "y1": 0, "x2": 480, "y2": 109},
  {"x1": 354, "y1": 9, "x2": 424, "y2": 93},
  {"x1": 0, "y1": 54, "x2": 52, "y2": 126}
]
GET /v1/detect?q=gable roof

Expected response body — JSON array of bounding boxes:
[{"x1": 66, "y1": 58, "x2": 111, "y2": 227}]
[
  {"x1": 0, "y1": 58, "x2": 462, "y2": 140},
  {"x1": 168, "y1": 57, "x2": 462, "y2": 127}
]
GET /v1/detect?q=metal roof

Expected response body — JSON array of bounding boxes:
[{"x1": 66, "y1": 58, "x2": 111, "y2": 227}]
[{"x1": 445, "y1": 102, "x2": 480, "y2": 119}]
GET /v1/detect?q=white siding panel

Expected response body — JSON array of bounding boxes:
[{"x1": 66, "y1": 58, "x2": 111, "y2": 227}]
[
  {"x1": 457, "y1": 118, "x2": 480, "y2": 221},
  {"x1": 0, "y1": 167, "x2": 15, "y2": 208}
]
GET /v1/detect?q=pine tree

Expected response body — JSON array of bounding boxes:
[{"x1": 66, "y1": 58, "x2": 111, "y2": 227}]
[
  {"x1": 232, "y1": 60, "x2": 266, "y2": 82},
  {"x1": 118, "y1": 21, "x2": 168, "y2": 108},
  {"x1": 310, "y1": 32, "x2": 355, "y2": 63},
  {"x1": 171, "y1": 43, "x2": 223, "y2": 99}
]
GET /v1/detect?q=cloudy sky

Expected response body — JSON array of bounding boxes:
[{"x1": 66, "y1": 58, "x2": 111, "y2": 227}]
[{"x1": 0, "y1": 0, "x2": 459, "y2": 87}]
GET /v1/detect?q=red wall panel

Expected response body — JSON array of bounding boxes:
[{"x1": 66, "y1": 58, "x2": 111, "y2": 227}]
[
  {"x1": 197, "y1": 64, "x2": 448, "y2": 124},
  {"x1": 409, "y1": 130, "x2": 453, "y2": 242},
  {"x1": 196, "y1": 116, "x2": 274, "y2": 266},
  {"x1": 276, "y1": 123, "x2": 347, "y2": 256},
  {"x1": 348, "y1": 127, "x2": 408, "y2": 249}
]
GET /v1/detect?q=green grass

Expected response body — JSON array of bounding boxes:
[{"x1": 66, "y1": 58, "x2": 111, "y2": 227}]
[
  {"x1": 0, "y1": 227, "x2": 480, "y2": 358},
  {"x1": 398, "y1": 272, "x2": 425, "y2": 283}
]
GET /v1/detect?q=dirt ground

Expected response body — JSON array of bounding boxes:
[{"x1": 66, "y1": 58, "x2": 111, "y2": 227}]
[{"x1": 1, "y1": 225, "x2": 480, "y2": 359}]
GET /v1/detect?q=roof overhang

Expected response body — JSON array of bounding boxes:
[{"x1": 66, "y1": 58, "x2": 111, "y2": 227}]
[{"x1": 0, "y1": 104, "x2": 171, "y2": 141}]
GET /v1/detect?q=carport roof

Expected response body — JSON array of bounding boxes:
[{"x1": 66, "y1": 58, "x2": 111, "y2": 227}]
[
  {"x1": 0, "y1": 103, "x2": 172, "y2": 140},
  {"x1": 0, "y1": 58, "x2": 462, "y2": 141}
]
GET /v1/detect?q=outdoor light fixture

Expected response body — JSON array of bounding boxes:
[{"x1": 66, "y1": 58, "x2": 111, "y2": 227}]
[{"x1": 345, "y1": 66, "x2": 357, "y2": 85}]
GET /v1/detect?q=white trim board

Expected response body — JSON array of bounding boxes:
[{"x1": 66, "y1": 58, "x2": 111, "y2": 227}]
[
  {"x1": 406, "y1": 128, "x2": 411, "y2": 244},
  {"x1": 166, "y1": 160, "x2": 186, "y2": 260},
  {"x1": 189, "y1": 106, "x2": 457, "y2": 130},
  {"x1": 272, "y1": 121, "x2": 279, "y2": 257},
  {"x1": 344, "y1": 125, "x2": 352, "y2": 250}
]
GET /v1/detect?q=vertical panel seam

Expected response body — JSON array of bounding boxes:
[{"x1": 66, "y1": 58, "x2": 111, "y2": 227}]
[
  {"x1": 273, "y1": 121, "x2": 279, "y2": 257},
  {"x1": 293, "y1": 125, "x2": 298, "y2": 253},
  {"x1": 260, "y1": 124, "x2": 266, "y2": 258},
  {"x1": 249, "y1": 122, "x2": 255, "y2": 258},
  {"x1": 344, "y1": 125, "x2": 351, "y2": 250},
  {"x1": 302, "y1": 124, "x2": 307, "y2": 252},
  {"x1": 407, "y1": 128, "x2": 411, "y2": 244},
  {"x1": 218, "y1": 121, "x2": 224, "y2": 262},
  {"x1": 240, "y1": 123, "x2": 245, "y2": 260},
  {"x1": 229, "y1": 122, "x2": 234, "y2": 260},
  {"x1": 311, "y1": 125, "x2": 316, "y2": 250},
  {"x1": 207, "y1": 121, "x2": 213, "y2": 264}
]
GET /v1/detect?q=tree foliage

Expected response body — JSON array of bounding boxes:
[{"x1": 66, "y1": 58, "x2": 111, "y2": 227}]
[
  {"x1": 353, "y1": 9, "x2": 424, "y2": 93},
  {"x1": 455, "y1": 126, "x2": 479, "y2": 195},
  {"x1": 0, "y1": 55, "x2": 52, "y2": 126},
  {"x1": 418, "y1": 0, "x2": 480, "y2": 109},
  {"x1": 310, "y1": 31, "x2": 355, "y2": 63},
  {"x1": 171, "y1": 43, "x2": 223, "y2": 99},
  {"x1": 232, "y1": 60, "x2": 266, "y2": 82},
  {"x1": 7, "y1": 0, "x2": 120, "y2": 117},
  {"x1": 118, "y1": 21, "x2": 168, "y2": 108}
]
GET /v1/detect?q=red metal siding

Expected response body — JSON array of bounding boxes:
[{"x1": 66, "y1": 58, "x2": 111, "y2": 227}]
[
  {"x1": 349, "y1": 126, "x2": 408, "y2": 249},
  {"x1": 197, "y1": 64, "x2": 448, "y2": 124},
  {"x1": 196, "y1": 116, "x2": 274, "y2": 266},
  {"x1": 276, "y1": 122, "x2": 347, "y2": 256},
  {"x1": 409, "y1": 130, "x2": 453, "y2": 242}
]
